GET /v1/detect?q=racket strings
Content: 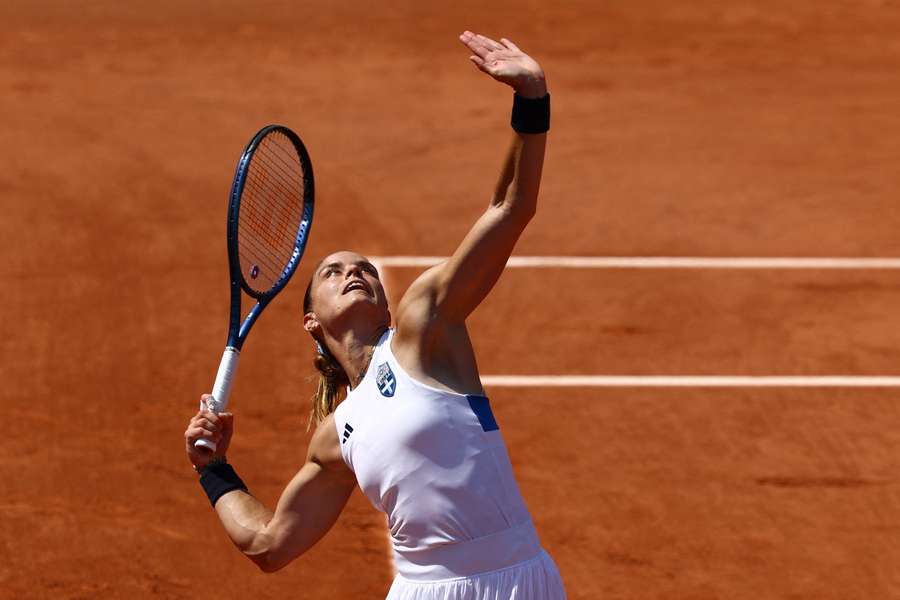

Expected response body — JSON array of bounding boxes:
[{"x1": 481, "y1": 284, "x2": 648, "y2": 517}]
[
  {"x1": 240, "y1": 176, "x2": 304, "y2": 286},
  {"x1": 239, "y1": 176, "x2": 299, "y2": 284},
  {"x1": 245, "y1": 169, "x2": 303, "y2": 223},
  {"x1": 238, "y1": 131, "x2": 309, "y2": 294}
]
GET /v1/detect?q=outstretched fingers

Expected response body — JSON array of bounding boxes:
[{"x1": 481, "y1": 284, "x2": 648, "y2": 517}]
[
  {"x1": 459, "y1": 30, "x2": 499, "y2": 59},
  {"x1": 477, "y1": 33, "x2": 505, "y2": 51},
  {"x1": 459, "y1": 31, "x2": 486, "y2": 58},
  {"x1": 500, "y1": 37, "x2": 521, "y2": 52}
]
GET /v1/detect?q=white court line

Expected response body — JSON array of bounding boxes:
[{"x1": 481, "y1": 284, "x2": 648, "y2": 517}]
[
  {"x1": 370, "y1": 256, "x2": 900, "y2": 269},
  {"x1": 480, "y1": 375, "x2": 900, "y2": 387}
]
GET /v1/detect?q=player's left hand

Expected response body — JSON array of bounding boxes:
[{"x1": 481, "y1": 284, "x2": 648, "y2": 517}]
[{"x1": 459, "y1": 31, "x2": 547, "y2": 98}]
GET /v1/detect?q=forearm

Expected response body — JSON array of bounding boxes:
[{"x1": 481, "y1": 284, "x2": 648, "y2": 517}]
[
  {"x1": 185, "y1": 408, "x2": 352, "y2": 573},
  {"x1": 492, "y1": 130, "x2": 546, "y2": 220},
  {"x1": 213, "y1": 489, "x2": 311, "y2": 573},
  {"x1": 492, "y1": 78, "x2": 548, "y2": 217},
  {"x1": 203, "y1": 459, "x2": 353, "y2": 572},
  {"x1": 192, "y1": 457, "x2": 272, "y2": 558}
]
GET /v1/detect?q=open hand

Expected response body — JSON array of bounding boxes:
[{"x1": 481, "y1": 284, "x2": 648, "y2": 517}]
[{"x1": 459, "y1": 31, "x2": 546, "y2": 98}]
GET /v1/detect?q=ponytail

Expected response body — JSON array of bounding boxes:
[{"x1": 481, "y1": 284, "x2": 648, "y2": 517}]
[{"x1": 308, "y1": 342, "x2": 349, "y2": 430}]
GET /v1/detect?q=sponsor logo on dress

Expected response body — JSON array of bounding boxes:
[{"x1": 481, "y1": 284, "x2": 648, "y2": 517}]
[
  {"x1": 376, "y1": 362, "x2": 396, "y2": 397},
  {"x1": 342, "y1": 422, "x2": 354, "y2": 444}
]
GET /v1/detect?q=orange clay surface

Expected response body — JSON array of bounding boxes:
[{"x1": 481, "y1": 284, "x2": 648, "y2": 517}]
[{"x1": 5, "y1": 1, "x2": 900, "y2": 598}]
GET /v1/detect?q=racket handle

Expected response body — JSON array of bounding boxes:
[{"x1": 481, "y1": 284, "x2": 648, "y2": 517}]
[{"x1": 195, "y1": 347, "x2": 240, "y2": 452}]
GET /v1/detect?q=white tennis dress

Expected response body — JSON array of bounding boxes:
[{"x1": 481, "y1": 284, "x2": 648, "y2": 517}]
[{"x1": 333, "y1": 329, "x2": 566, "y2": 599}]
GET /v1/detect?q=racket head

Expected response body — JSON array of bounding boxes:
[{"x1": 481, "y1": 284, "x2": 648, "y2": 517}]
[{"x1": 227, "y1": 125, "x2": 314, "y2": 305}]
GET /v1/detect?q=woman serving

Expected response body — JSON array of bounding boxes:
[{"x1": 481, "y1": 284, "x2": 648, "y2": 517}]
[{"x1": 185, "y1": 31, "x2": 566, "y2": 599}]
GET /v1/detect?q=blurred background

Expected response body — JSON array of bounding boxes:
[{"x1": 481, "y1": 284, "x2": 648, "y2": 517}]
[{"x1": 4, "y1": 1, "x2": 900, "y2": 598}]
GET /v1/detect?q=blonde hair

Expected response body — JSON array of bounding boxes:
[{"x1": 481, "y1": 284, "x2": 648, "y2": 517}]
[
  {"x1": 304, "y1": 278, "x2": 349, "y2": 429},
  {"x1": 308, "y1": 345, "x2": 349, "y2": 429}
]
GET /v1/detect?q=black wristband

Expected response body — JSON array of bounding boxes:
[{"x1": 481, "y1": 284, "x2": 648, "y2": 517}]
[
  {"x1": 199, "y1": 460, "x2": 248, "y2": 507},
  {"x1": 511, "y1": 92, "x2": 550, "y2": 134}
]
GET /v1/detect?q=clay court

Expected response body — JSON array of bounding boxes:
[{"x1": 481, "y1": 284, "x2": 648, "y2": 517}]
[{"x1": 5, "y1": 1, "x2": 900, "y2": 598}]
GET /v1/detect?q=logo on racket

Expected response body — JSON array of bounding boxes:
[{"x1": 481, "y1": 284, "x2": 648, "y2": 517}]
[{"x1": 376, "y1": 362, "x2": 396, "y2": 397}]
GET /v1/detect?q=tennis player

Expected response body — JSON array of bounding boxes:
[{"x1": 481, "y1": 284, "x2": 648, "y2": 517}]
[{"x1": 185, "y1": 31, "x2": 566, "y2": 598}]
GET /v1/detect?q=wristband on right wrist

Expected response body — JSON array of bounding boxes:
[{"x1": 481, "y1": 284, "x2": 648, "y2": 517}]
[
  {"x1": 198, "y1": 458, "x2": 248, "y2": 507},
  {"x1": 511, "y1": 92, "x2": 550, "y2": 134}
]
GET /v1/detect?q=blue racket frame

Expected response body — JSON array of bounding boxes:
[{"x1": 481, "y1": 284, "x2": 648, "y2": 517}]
[{"x1": 225, "y1": 124, "x2": 314, "y2": 350}]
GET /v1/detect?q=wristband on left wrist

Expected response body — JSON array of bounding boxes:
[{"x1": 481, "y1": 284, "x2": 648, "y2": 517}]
[{"x1": 511, "y1": 92, "x2": 551, "y2": 134}]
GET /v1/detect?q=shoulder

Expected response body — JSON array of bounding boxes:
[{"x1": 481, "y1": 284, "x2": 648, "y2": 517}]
[{"x1": 306, "y1": 413, "x2": 350, "y2": 475}]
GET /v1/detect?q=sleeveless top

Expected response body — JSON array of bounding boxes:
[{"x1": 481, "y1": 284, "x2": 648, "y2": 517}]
[{"x1": 332, "y1": 329, "x2": 543, "y2": 581}]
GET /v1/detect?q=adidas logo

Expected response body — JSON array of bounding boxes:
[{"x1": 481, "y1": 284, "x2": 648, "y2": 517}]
[{"x1": 342, "y1": 423, "x2": 354, "y2": 444}]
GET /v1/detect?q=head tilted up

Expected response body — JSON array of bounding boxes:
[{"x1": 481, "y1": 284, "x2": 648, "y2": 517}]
[{"x1": 302, "y1": 251, "x2": 391, "y2": 426}]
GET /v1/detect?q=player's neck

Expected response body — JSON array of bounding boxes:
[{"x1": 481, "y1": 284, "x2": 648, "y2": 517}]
[{"x1": 328, "y1": 323, "x2": 389, "y2": 388}]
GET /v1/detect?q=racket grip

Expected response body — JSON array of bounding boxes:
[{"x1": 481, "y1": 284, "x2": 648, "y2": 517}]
[{"x1": 195, "y1": 347, "x2": 240, "y2": 452}]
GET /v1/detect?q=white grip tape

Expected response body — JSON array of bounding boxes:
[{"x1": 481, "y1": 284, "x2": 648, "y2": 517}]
[
  {"x1": 209, "y1": 347, "x2": 240, "y2": 413},
  {"x1": 195, "y1": 347, "x2": 240, "y2": 451}
]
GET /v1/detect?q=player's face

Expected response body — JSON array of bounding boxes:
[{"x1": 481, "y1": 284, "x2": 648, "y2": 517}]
[{"x1": 308, "y1": 251, "x2": 388, "y2": 324}]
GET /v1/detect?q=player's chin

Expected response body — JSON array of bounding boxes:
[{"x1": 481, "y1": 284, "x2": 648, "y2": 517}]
[
  {"x1": 342, "y1": 289, "x2": 374, "y2": 301},
  {"x1": 340, "y1": 291, "x2": 382, "y2": 310}
]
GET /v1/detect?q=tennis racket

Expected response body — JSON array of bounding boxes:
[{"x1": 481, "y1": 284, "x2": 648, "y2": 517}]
[{"x1": 196, "y1": 124, "x2": 314, "y2": 451}]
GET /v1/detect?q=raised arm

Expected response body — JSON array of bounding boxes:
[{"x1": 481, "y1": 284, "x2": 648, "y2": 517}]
[
  {"x1": 398, "y1": 32, "x2": 548, "y2": 327},
  {"x1": 185, "y1": 402, "x2": 355, "y2": 572}
]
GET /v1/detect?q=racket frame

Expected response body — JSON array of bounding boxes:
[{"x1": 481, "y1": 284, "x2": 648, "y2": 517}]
[
  {"x1": 198, "y1": 125, "x2": 314, "y2": 449},
  {"x1": 226, "y1": 124, "x2": 314, "y2": 351}
]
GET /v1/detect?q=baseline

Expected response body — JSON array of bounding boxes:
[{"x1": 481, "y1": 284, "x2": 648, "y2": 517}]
[
  {"x1": 371, "y1": 256, "x2": 900, "y2": 269},
  {"x1": 481, "y1": 375, "x2": 900, "y2": 387}
]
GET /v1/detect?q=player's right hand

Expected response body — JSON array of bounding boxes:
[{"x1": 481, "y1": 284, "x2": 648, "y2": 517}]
[{"x1": 184, "y1": 394, "x2": 234, "y2": 471}]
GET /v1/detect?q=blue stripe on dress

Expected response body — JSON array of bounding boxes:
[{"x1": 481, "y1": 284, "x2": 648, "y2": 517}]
[{"x1": 466, "y1": 395, "x2": 499, "y2": 432}]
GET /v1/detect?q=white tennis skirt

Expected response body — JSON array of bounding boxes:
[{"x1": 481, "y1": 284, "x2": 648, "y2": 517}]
[{"x1": 385, "y1": 550, "x2": 566, "y2": 600}]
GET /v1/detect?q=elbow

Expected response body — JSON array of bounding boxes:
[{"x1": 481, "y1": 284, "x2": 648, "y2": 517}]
[
  {"x1": 497, "y1": 200, "x2": 536, "y2": 227},
  {"x1": 247, "y1": 550, "x2": 289, "y2": 574},
  {"x1": 244, "y1": 538, "x2": 309, "y2": 574},
  {"x1": 241, "y1": 532, "x2": 293, "y2": 574},
  {"x1": 254, "y1": 558, "x2": 283, "y2": 574},
  {"x1": 239, "y1": 516, "x2": 315, "y2": 573},
  {"x1": 499, "y1": 185, "x2": 538, "y2": 223}
]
